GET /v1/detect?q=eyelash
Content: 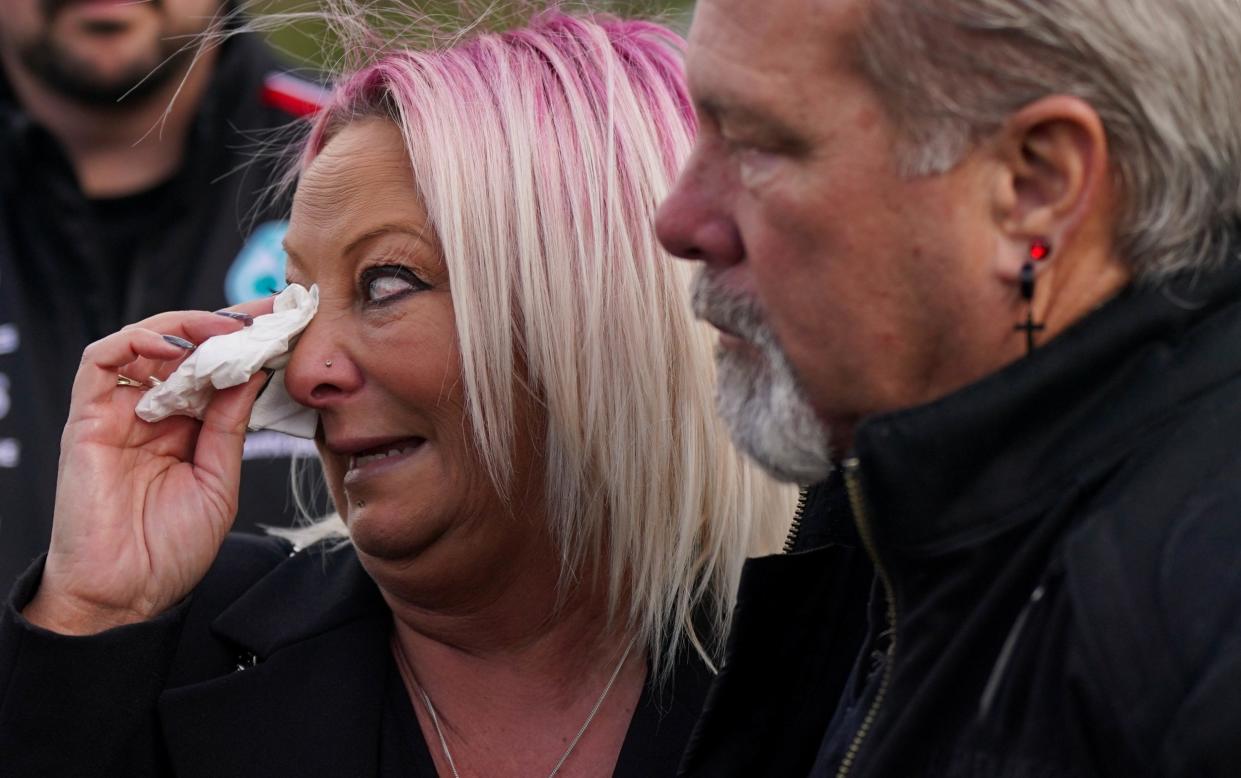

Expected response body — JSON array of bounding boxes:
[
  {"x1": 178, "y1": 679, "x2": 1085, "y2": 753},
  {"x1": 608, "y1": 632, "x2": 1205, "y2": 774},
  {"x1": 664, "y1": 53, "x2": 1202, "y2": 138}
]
[{"x1": 358, "y1": 263, "x2": 428, "y2": 306}]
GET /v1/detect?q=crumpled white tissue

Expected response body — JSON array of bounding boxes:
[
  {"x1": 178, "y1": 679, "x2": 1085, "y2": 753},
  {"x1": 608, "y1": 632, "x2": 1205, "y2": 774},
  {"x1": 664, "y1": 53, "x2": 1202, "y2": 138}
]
[{"x1": 135, "y1": 284, "x2": 320, "y2": 438}]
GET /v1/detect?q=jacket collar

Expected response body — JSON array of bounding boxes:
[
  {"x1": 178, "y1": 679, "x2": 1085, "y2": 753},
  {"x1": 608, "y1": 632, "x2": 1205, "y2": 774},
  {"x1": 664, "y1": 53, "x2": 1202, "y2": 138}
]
[
  {"x1": 163, "y1": 543, "x2": 717, "y2": 778},
  {"x1": 159, "y1": 544, "x2": 396, "y2": 778},
  {"x1": 210, "y1": 541, "x2": 389, "y2": 657},
  {"x1": 851, "y1": 258, "x2": 1241, "y2": 556}
]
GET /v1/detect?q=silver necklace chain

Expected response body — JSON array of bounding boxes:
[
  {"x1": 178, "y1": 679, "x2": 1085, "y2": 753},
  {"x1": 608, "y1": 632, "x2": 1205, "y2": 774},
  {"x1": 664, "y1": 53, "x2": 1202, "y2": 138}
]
[{"x1": 396, "y1": 637, "x2": 636, "y2": 778}]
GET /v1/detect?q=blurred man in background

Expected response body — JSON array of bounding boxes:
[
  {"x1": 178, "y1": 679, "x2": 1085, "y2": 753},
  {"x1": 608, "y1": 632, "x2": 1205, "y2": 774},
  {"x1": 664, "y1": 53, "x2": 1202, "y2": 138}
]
[{"x1": 0, "y1": 0, "x2": 325, "y2": 589}]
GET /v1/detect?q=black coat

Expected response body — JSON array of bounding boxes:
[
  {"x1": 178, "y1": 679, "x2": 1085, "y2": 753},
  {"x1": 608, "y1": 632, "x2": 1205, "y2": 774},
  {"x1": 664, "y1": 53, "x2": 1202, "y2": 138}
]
[
  {"x1": 0, "y1": 536, "x2": 711, "y2": 776},
  {"x1": 680, "y1": 260, "x2": 1241, "y2": 777},
  {"x1": 0, "y1": 30, "x2": 326, "y2": 592}
]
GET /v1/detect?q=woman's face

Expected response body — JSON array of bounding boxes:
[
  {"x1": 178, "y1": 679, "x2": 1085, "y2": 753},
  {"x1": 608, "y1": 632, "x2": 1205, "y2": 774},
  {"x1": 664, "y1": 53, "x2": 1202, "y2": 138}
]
[{"x1": 282, "y1": 119, "x2": 546, "y2": 586}]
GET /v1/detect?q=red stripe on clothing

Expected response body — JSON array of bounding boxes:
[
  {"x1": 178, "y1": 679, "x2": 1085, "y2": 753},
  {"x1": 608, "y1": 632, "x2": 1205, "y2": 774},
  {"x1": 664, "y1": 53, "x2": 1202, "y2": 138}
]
[{"x1": 261, "y1": 83, "x2": 322, "y2": 118}]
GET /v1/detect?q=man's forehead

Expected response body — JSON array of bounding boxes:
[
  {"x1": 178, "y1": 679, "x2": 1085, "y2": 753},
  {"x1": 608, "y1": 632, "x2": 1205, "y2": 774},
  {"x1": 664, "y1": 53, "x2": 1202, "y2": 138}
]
[
  {"x1": 686, "y1": 0, "x2": 866, "y2": 117},
  {"x1": 688, "y1": 0, "x2": 868, "y2": 51}
]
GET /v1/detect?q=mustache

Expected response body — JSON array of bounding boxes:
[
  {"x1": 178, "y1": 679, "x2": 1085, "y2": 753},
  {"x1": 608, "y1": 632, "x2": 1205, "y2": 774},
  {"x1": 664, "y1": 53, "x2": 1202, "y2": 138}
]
[
  {"x1": 42, "y1": 0, "x2": 161, "y2": 17},
  {"x1": 690, "y1": 268, "x2": 770, "y2": 345}
]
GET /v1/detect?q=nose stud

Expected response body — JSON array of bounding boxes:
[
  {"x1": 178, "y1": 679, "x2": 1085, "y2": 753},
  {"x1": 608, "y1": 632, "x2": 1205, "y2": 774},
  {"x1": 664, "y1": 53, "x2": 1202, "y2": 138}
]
[{"x1": 324, "y1": 360, "x2": 333, "y2": 368}]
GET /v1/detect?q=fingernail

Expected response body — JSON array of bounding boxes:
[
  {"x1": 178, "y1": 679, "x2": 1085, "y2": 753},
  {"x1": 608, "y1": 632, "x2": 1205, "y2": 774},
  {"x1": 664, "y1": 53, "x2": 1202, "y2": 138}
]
[
  {"x1": 214, "y1": 310, "x2": 254, "y2": 327},
  {"x1": 163, "y1": 334, "x2": 196, "y2": 350}
]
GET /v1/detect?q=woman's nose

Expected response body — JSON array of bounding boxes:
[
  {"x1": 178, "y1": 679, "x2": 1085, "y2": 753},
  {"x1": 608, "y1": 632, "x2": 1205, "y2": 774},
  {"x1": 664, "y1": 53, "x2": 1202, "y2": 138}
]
[{"x1": 283, "y1": 317, "x2": 362, "y2": 408}]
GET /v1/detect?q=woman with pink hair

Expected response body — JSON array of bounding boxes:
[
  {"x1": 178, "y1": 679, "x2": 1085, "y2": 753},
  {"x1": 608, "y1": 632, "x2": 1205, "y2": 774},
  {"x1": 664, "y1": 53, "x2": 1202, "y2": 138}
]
[{"x1": 0, "y1": 9, "x2": 793, "y2": 777}]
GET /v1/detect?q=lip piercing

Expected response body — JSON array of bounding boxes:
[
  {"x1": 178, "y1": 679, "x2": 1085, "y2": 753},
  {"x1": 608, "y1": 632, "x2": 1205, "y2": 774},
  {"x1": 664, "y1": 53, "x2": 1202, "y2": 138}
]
[{"x1": 325, "y1": 360, "x2": 333, "y2": 368}]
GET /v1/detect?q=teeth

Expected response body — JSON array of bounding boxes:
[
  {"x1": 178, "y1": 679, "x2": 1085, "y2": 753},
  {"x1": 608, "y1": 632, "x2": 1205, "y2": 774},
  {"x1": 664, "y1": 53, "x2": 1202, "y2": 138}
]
[{"x1": 348, "y1": 445, "x2": 415, "y2": 469}]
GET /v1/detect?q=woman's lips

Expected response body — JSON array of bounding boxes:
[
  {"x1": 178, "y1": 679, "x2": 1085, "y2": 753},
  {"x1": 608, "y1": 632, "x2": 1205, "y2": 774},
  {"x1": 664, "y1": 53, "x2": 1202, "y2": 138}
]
[{"x1": 342, "y1": 437, "x2": 426, "y2": 485}]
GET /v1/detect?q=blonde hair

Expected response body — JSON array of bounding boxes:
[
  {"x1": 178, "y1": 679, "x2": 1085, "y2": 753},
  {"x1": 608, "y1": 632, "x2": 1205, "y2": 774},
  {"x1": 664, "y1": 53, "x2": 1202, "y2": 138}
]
[{"x1": 275, "y1": 6, "x2": 794, "y2": 680}]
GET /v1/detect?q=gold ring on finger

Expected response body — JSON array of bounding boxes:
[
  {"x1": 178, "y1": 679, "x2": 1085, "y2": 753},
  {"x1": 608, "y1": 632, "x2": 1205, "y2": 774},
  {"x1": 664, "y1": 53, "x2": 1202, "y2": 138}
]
[{"x1": 116, "y1": 374, "x2": 148, "y2": 389}]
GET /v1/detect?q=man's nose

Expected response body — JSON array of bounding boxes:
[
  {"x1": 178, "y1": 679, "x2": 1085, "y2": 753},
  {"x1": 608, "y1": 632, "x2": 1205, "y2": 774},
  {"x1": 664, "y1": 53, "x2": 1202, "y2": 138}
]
[{"x1": 656, "y1": 150, "x2": 744, "y2": 267}]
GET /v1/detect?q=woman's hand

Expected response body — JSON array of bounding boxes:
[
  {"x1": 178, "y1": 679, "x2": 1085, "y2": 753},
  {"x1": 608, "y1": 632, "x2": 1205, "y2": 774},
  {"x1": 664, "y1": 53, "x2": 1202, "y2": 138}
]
[{"x1": 23, "y1": 301, "x2": 276, "y2": 635}]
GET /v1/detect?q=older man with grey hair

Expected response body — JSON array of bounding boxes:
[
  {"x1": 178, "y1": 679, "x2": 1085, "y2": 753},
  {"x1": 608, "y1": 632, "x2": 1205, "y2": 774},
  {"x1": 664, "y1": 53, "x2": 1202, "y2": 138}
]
[{"x1": 657, "y1": 0, "x2": 1241, "y2": 775}]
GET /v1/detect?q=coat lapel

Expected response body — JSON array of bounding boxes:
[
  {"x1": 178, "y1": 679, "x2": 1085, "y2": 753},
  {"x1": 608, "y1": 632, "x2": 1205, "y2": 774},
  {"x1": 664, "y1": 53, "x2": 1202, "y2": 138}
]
[{"x1": 158, "y1": 544, "x2": 394, "y2": 777}]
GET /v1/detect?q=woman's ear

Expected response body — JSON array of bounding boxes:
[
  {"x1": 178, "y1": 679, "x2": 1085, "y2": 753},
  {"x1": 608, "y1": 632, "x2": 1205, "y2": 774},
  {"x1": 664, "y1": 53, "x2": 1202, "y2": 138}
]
[{"x1": 990, "y1": 95, "x2": 1111, "y2": 283}]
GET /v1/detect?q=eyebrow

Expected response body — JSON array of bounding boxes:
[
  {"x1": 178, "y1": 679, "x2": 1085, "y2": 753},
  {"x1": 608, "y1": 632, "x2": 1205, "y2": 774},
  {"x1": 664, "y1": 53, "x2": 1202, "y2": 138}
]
[
  {"x1": 697, "y1": 95, "x2": 801, "y2": 139},
  {"x1": 341, "y1": 224, "x2": 436, "y2": 256},
  {"x1": 282, "y1": 224, "x2": 436, "y2": 267},
  {"x1": 700, "y1": 96, "x2": 812, "y2": 155}
]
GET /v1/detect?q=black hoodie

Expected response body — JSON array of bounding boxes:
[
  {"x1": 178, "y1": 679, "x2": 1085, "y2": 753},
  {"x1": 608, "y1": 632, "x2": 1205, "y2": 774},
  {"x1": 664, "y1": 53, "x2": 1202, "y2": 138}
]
[{"x1": 0, "y1": 30, "x2": 325, "y2": 590}]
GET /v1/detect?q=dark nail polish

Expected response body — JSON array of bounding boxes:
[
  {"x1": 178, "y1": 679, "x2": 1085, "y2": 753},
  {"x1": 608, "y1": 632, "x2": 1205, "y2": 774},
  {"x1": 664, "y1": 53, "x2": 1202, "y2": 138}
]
[
  {"x1": 213, "y1": 310, "x2": 255, "y2": 327},
  {"x1": 163, "y1": 334, "x2": 196, "y2": 350}
]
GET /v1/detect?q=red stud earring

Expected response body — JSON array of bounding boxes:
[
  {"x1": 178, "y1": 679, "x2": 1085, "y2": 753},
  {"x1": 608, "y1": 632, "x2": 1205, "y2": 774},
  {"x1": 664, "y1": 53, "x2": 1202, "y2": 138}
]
[
  {"x1": 1029, "y1": 237, "x2": 1051, "y2": 262},
  {"x1": 1015, "y1": 238, "x2": 1051, "y2": 354}
]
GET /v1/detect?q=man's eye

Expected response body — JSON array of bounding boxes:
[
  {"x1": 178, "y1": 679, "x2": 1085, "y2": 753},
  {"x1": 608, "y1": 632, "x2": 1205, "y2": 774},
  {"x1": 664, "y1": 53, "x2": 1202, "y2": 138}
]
[
  {"x1": 735, "y1": 145, "x2": 781, "y2": 189},
  {"x1": 361, "y1": 265, "x2": 425, "y2": 304}
]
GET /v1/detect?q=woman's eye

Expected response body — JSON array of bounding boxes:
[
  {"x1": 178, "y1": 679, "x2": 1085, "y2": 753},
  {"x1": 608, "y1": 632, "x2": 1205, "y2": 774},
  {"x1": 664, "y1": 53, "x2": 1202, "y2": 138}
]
[
  {"x1": 368, "y1": 275, "x2": 412, "y2": 300},
  {"x1": 361, "y1": 265, "x2": 425, "y2": 304}
]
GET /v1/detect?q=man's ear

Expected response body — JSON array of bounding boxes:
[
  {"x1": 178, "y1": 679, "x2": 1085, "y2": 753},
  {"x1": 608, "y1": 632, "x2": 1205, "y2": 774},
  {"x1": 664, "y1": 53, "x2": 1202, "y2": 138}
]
[{"x1": 990, "y1": 95, "x2": 1111, "y2": 282}]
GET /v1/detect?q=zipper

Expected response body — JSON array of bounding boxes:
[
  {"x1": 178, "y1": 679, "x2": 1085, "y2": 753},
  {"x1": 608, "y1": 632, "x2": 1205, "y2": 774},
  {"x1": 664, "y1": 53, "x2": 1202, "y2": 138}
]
[
  {"x1": 835, "y1": 456, "x2": 899, "y2": 778},
  {"x1": 782, "y1": 486, "x2": 811, "y2": 553}
]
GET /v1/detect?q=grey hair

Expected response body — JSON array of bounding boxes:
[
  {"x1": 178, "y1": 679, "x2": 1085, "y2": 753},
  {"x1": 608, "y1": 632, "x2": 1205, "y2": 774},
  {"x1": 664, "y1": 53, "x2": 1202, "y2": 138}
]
[{"x1": 855, "y1": 0, "x2": 1241, "y2": 279}]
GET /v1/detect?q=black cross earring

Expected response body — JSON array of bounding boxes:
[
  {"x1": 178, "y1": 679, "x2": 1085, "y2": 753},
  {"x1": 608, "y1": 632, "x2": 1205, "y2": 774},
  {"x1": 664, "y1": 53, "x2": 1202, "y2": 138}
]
[{"x1": 1015, "y1": 238, "x2": 1051, "y2": 354}]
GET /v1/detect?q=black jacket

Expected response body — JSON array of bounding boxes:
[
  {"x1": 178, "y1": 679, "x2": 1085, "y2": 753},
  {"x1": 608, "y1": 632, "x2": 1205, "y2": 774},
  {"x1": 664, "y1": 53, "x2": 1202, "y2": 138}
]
[
  {"x1": 0, "y1": 33, "x2": 324, "y2": 590},
  {"x1": 680, "y1": 260, "x2": 1241, "y2": 777},
  {"x1": 0, "y1": 535, "x2": 711, "y2": 776}
]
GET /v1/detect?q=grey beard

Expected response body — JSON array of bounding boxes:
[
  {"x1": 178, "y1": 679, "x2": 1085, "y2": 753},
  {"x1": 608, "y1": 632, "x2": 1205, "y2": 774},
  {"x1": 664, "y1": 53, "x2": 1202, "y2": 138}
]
[{"x1": 692, "y1": 269, "x2": 832, "y2": 485}]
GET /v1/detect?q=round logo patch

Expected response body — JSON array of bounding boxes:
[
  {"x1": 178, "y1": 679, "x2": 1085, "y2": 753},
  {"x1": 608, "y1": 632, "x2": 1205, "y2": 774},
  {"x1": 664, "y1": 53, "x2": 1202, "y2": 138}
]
[{"x1": 225, "y1": 221, "x2": 289, "y2": 305}]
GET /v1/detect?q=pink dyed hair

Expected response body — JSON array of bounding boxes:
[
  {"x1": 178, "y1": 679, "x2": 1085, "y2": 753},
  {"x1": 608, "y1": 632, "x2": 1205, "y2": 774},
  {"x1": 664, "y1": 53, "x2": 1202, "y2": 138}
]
[
  {"x1": 305, "y1": 11, "x2": 694, "y2": 175},
  {"x1": 291, "y1": 10, "x2": 793, "y2": 679}
]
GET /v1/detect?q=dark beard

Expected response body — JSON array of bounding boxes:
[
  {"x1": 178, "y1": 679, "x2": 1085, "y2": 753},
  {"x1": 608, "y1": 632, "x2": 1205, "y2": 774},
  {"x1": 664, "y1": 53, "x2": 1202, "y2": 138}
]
[
  {"x1": 18, "y1": 0, "x2": 192, "y2": 109},
  {"x1": 17, "y1": 33, "x2": 191, "y2": 109}
]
